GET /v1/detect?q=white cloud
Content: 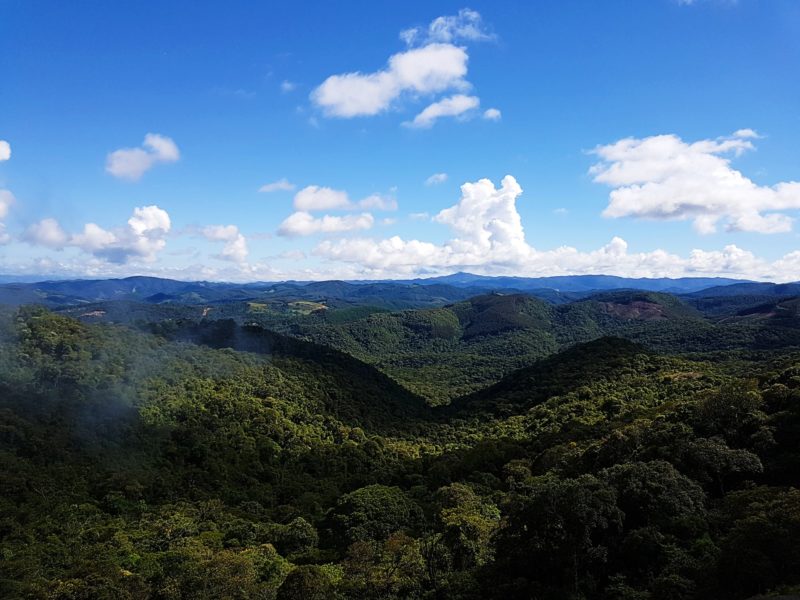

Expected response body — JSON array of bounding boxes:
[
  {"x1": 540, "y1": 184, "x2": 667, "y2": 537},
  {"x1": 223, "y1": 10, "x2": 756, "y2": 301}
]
[
  {"x1": 294, "y1": 185, "x2": 352, "y2": 211},
  {"x1": 278, "y1": 211, "x2": 374, "y2": 237},
  {"x1": 311, "y1": 174, "x2": 797, "y2": 280},
  {"x1": 128, "y1": 205, "x2": 171, "y2": 236},
  {"x1": 359, "y1": 194, "x2": 398, "y2": 211},
  {"x1": 590, "y1": 130, "x2": 800, "y2": 234},
  {"x1": 312, "y1": 43, "x2": 470, "y2": 118},
  {"x1": 406, "y1": 94, "x2": 479, "y2": 129},
  {"x1": 106, "y1": 133, "x2": 180, "y2": 181},
  {"x1": 312, "y1": 10, "x2": 498, "y2": 126},
  {"x1": 280, "y1": 80, "x2": 296, "y2": 93},
  {"x1": 72, "y1": 223, "x2": 117, "y2": 252},
  {"x1": 434, "y1": 175, "x2": 529, "y2": 262},
  {"x1": 400, "y1": 9, "x2": 494, "y2": 47},
  {"x1": 733, "y1": 128, "x2": 759, "y2": 139},
  {"x1": 316, "y1": 176, "x2": 529, "y2": 271},
  {"x1": 0, "y1": 190, "x2": 14, "y2": 245},
  {"x1": 283, "y1": 186, "x2": 398, "y2": 221},
  {"x1": 0, "y1": 190, "x2": 14, "y2": 219},
  {"x1": 24, "y1": 218, "x2": 69, "y2": 249},
  {"x1": 483, "y1": 108, "x2": 501, "y2": 121},
  {"x1": 94, "y1": 205, "x2": 171, "y2": 262},
  {"x1": 26, "y1": 205, "x2": 172, "y2": 264},
  {"x1": 259, "y1": 178, "x2": 296, "y2": 193},
  {"x1": 426, "y1": 173, "x2": 448, "y2": 186},
  {"x1": 202, "y1": 224, "x2": 249, "y2": 263},
  {"x1": 409, "y1": 212, "x2": 430, "y2": 221},
  {"x1": 0, "y1": 140, "x2": 10, "y2": 161}
]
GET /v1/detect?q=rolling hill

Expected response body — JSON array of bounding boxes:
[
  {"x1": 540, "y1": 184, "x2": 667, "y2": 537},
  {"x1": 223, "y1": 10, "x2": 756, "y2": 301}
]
[{"x1": 283, "y1": 291, "x2": 710, "y2": 403}]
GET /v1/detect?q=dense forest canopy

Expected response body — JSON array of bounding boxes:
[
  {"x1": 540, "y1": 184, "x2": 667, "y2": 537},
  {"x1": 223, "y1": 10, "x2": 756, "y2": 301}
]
[{"x1": 2, "y1": 278, "x2": 800, "y2": 599}]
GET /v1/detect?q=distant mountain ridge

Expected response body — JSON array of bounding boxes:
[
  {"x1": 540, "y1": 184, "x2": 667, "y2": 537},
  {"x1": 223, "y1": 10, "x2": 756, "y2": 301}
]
[
  {"x1": 398, "y1": 272, "x2": 753, "y2": 293},
  {"x1": 0, "y1": 273, "x2": 771, "y2": 309},
  {"x1": 686, "y1": 281, "x2": 800, "y2": 298}
]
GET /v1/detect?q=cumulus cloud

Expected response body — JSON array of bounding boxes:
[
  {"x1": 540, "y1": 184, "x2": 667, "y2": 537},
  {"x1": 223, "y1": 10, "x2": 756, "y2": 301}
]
[
  {"x1": 202, "y1": 224, "x2": 249, "y2": 263},
  {"x1": 128, "y1": 205, "x2": 171, "y2": 236},
  {"x1": 291, "y1": 185, "x2": 396, "y2": 212},
  {"x1": 0, "y1": 140, "x2": 10, "y2": 161},
  {"x1": 311, "y1": 10, "x2": 498, "y2": 126},
  {"x1": 0, "y1": 189, "x2": 15, "y2": 243},
  {"x1": 106, "y1": 133, "x2": 180, "y2": 181},
  {"x1": 280, "y1": 80, "x2": 296, "y2": 93},
  {"x1": 483, "y1": 108, "x2": 501, "y2": 121},
  {"x1": 92, "y1": 206, "x2": 171, "y2": 262},
  {"x1": 316, "y1": 176, "x2": 530, "y2": 271},
  {"x1": 278, "y1": 211, "x2": 374, "y2": 237},
  {"x1": 25, "y1": 205, "x2": 172, "y2": 263},
  {"x1": 434, "y1": 175, "x2": 528, "y2": 259},
  {"x1": 400, "y1": 8, "x2": 494, "y2": 46},
  {"x1": 590, "y1": 130, "x2": 800, "y2": 234},
  {"x1": 426, "y1": 173, "x2": 448, "y2": 186},
  {"x1": 24, "y1": 218, "x2": 69, "y2": 249},
  {"x1": 71, "y1": 223, "x2": 117, "y2": 252},
  {"x1": 273, "y1": 186, "x2": 397, "y2": 236},
  {"x1": 310, "y1": 174, "x2": 800, "y2": 280},
  {"x1": 259, "y1": 178, "x2": 296, "y2": 193},
  {"x1": 312, "y1": 43, "x2": 470, "y2": 118},
  {"x1": 733, "y1": 128, "x2": 759, "y2": 139},
  {"x1": 0, "y1": 190, "x2": 14, "y2": 219},
  {"x1": 407, "y1": 94, "x2": 480, "y2": 128},
  {"x1": 293, "y1": 185, "x2": 352, "y2": 211}
]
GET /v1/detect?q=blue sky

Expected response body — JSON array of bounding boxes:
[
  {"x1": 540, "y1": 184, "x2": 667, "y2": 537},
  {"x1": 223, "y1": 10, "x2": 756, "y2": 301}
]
[{"x1": 1, "y1": 0, "x2": 799, "y2": 281}]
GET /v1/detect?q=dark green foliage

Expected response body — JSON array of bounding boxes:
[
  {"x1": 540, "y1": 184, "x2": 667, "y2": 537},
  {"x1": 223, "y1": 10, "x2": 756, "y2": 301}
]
[
  {"x1": 328, "y1": 484, "x2": 424, "y2": 547},
  {"x1": 277, "y1": 565, "x2": 335, "y2": 600},
  {"x1": 268, "y1": 290, "x2": 800, "y2": 404},
  {"x1": 2, "y1": 301, "x2": 800, "y2": 599}
]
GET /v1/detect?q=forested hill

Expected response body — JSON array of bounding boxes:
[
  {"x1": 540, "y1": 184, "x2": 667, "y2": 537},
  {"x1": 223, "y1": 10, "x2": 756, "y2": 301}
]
[
  {"x1": 448, "y1": 336, "x2": 650, "y2": 416},
  {"x1": 2, "y1": 304, "x2": 800, "y2": 598},
  {"x1": 43, "y1": 287, "x2": 800, "y2": 405},
  {"x1": 277, "y1": 290, "x2": 800, "y2": 404}
]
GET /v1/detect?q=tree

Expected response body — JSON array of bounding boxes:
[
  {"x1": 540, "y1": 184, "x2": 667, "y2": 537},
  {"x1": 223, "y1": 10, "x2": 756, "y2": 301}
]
[
  {"x1": 329, "y1": 485, "x2": 423, "y2": 547},
  {"x1": 436, "y1": 483, "x2": 500, "y2": 569},
  {"x1": 492, "y1": 474, "x2": 622, "y2": 598},
  {"x1": 277, "y1": 565, "x2": 335, "y2": 600},
  {"x1": 278, "y1": 517, "x2": 318, "y2": 555}
]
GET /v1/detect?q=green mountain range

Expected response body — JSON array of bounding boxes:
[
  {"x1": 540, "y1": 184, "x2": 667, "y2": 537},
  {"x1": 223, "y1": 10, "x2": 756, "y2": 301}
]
[{"x1": 2, "y1": 278, "x2": 800, "y2": 599}]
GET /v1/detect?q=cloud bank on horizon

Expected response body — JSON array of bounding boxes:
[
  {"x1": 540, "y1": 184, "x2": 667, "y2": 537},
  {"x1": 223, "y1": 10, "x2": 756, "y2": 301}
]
[
  {"x1": 1, "y1": 5, "x2": 799, "y2": 283},
  {"x1": 4, "y1": 122, "x2": 800, "y2": 281}
]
